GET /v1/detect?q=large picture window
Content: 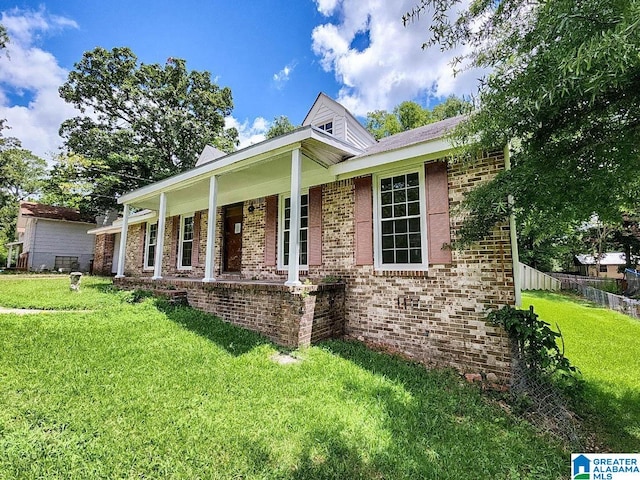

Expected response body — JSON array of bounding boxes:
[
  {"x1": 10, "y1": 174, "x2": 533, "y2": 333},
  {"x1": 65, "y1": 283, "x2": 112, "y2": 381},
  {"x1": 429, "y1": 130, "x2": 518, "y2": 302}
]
[
  {"x1": 374, "y1": 169, "x2": 427, "y2": 270},
  {"x1": 178, "y1": 215, "x2": 194, "y2": 269},
  {"x1": 144, "y1": 222, "x2": 158, "y2": 269},
  {"x1": 279, "y1": 193, "x2": 308, "y2": 269}
]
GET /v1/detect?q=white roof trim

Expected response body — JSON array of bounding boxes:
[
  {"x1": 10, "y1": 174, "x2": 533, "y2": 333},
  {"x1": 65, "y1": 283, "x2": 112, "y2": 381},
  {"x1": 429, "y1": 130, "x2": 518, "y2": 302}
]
[
  {"x1": 118, "y1": 126, "x2": 362, "y2": 205},
  {"x1": 329, "y1": 138, "x2": 453, "y2": 177},
  {"x1": 87, "y1": 210, "x2": 157, "y2": 235}
]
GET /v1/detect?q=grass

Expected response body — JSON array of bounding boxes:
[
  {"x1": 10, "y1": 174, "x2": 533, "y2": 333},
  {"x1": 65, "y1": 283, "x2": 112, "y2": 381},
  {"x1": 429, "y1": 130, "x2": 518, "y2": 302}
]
[
  {"x1": 523, "y1": 291, "x2": 640, "y2": 452},
  {"x1": 0, "y1": 276, "x2": 569, "y2": 479},
  {"x1": 0, "y1": 275, "x2": 120, "y2": 310}
]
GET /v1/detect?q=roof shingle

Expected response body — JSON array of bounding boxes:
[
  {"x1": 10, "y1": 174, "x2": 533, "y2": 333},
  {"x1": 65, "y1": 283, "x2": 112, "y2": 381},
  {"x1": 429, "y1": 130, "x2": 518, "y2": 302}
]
[{"x1": 19, "y1": 202, "x2": 94, "y2": 223}]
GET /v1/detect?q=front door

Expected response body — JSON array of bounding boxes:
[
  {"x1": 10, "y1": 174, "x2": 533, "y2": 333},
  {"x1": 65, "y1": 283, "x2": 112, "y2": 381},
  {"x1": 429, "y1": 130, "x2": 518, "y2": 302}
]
[{"x1": 223, "y1": 204, "x2": 243, "y2": 272}]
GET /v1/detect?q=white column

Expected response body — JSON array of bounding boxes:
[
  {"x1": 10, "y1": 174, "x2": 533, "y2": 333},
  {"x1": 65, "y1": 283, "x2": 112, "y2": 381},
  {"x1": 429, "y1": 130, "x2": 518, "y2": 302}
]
[
  {"x1": 6, "y1": 245, "x2": 13, "y2": 268},
  {"x1": 115, "y1": 204, "x2": 130, "y2": 278},
  {"x1": 152, "y1": 192, "x2": 167, "y2": 280},
  {"x1": 203, "y1": 175, "x2": 218, "y2": 282},
  {"x1": 285, "y1": 148, "x2": 302, "y2": 286}
]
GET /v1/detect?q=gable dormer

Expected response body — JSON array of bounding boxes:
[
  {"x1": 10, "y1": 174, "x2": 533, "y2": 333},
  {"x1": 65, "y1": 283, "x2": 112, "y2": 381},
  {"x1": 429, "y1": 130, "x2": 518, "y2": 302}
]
[{"x1": 302, "y1": 93, "x2": 376, "y2": 150}]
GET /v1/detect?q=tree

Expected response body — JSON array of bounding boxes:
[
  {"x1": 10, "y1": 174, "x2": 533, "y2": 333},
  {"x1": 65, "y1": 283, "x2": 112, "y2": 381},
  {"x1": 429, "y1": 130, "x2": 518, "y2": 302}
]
[
  {"x1": 0, "y1": 24, "x2": 7, "y2": 50},
  {"x1": 0, "y1": 146, "x2": 47, "y2": 202},
  {"x1": 265, "y1": 115, "x2": 297, "y2": 139},
  {"x1": 395, "y1": 101, "x2": 432, "y2": 130},
  {"x1": 58, "y1": 47, "x2": 239, "y2": 213},
  {"x1": 40, "y1": 153, "x2": 97, "y2": 210},
  {"x1": 405, "y1": 0, "x2": 640, "y2": 247},
  {"x1": 365, "y1": 96, "x2": 470, "y2": 139},
  {"x1": 365, "y1": 110, "x2": 402, "y2": 140}
]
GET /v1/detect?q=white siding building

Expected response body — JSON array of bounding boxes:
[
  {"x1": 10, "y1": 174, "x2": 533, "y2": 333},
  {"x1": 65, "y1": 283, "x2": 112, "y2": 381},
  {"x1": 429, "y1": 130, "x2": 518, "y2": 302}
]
[{"x1": 7, "y1": 202, "x2": 96, "y2": 272}]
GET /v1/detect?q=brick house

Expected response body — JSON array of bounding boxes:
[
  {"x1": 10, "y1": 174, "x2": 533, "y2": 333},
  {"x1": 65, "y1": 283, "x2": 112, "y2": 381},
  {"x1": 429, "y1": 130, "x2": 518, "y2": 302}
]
[{"x1": 91, "y1": 93, "x2": 519, "y2": 381}]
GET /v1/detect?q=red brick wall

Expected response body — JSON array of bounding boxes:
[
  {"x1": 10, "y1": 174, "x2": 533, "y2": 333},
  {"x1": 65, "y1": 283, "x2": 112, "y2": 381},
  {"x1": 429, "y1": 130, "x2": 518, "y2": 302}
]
[{"x1": 93, "y1": 233, "x2": 115, "y2": 276}]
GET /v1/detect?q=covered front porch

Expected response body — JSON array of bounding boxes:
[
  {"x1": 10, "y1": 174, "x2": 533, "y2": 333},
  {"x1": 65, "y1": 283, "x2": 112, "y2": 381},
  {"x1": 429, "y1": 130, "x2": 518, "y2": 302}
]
[
  {"x1": 114, "y1": 275, "x2": 345, "y2": 348},
  {"x1": 113, "y1": 127, "x2": 360, "y2": 286}
]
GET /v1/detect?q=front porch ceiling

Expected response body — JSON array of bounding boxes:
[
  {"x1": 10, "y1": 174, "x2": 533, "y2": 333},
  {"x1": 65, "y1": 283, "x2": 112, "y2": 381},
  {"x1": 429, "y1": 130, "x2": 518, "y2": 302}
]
[
  {"x1": 119, "y1": 127, "x2": 360, "y2": 215},
  {"x1": 129, "y1": 150, "x2": 335, "y2": 216}
]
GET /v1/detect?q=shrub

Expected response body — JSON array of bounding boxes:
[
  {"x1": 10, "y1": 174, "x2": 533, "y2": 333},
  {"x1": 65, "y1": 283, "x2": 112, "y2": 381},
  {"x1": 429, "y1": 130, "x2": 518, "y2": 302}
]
[{"x1": 487, "y1": 305, "x2": 580, "y2": 389}]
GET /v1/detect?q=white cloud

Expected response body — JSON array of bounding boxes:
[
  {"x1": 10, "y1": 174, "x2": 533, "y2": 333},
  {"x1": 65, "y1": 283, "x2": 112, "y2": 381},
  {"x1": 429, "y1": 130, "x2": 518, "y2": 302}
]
[
  {"x1": 273, "y1": 62, "x2": 297, "y2": 90},
  {"x1": 0, "y1": 7, "x2": 79, "y2": 163},
  {"x1": 311, "y1": 0, "x2": 484, "y2": 116},
  {"x1": 225, "y1": 116, "x2": 268, "y2": 149}
]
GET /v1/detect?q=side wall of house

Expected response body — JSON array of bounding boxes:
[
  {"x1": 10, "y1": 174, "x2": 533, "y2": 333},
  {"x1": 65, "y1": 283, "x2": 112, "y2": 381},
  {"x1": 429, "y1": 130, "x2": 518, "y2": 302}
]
[
  {"x1": 30, "y1": 220, "x2": 96, "y2": 272},
  {"x1": 115, "y1": 153, "x2": 514, "y2": 380}
]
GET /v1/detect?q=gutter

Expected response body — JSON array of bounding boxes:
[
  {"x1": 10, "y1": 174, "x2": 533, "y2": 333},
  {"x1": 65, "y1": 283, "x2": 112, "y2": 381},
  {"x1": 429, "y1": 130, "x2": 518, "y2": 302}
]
[{"x1": 504, "y1": 143, "x2": 521, "y2": 307}]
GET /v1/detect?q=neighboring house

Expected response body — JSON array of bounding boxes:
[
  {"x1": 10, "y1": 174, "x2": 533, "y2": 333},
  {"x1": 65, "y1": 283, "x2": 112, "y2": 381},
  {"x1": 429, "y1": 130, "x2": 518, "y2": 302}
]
[
  {"x1": 574, "y1": 252, "x2": 635, "y2": 279},
  {"x1": 91, "y1": 93, "x2": 518, "y2": 381},
  {"x1": 6, "y1": 202, "x2": 96, "y2": 272}
]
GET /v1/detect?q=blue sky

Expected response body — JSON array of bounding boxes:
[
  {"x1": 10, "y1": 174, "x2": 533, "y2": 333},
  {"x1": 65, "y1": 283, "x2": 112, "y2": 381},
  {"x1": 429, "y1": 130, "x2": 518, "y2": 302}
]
[{"x1": 0, "y1": 0, "x2": 482, "y2": 162}]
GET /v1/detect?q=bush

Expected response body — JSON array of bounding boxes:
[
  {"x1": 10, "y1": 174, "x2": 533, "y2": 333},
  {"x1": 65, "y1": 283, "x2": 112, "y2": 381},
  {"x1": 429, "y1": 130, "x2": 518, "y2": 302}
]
[{"x1": 487, "y1": 305, "x2": 580, "y2": 389}]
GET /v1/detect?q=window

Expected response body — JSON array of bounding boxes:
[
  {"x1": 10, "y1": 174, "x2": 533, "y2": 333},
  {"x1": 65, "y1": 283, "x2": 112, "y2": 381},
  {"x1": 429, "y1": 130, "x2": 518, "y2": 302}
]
[
  {"x1": 54, "y1": 256, "x2": 79, "y2": 272},
  {"x1": 279, "y1": 193, "x2": 309, "y2": 269},
  {"x1": 144, "y1": 223, "x2": 158, "y2": 270},
  {"x1": 178, "y1": 215, "x2": 194, "y2": 269},
  {"x1": 599, "y1": 265, "x2": 607, "y2": 273},
  {"x1": 374, "y1": 169, "x2": 427, "y2": 270},
  {"x1": 318, "y1": 121, "x2": 333, "y2": 134}
]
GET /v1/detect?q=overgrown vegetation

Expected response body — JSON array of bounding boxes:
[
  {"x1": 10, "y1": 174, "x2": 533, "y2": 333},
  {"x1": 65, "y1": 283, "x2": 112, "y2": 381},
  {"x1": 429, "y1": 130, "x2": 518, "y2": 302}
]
[
  {"x1": 0, "y1": 276, "x2": 568, "y2": 478},
  {"x1": 487, "y1": 304, "x2": 583, "y2": 444},
  {"x1": 488, "y1": 305, "x2": 579, "y2": 389},
  {"x1": 406, "y1": 0, "x2": 640, "y2": 252}
]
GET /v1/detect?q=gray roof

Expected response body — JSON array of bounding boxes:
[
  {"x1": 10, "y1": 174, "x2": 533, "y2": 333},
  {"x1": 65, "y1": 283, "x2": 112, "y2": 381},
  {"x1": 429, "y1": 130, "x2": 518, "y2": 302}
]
[
  {"x1": 575, "y1": 252, "x2": 628, "y2": 266},
  {"x1": 355, "y1": 115, "x2": 465, "y2": 159}
]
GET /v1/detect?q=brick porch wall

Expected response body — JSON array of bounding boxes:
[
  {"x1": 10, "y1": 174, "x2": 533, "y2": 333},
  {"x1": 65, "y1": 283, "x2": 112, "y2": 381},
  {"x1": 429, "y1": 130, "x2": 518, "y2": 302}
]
[{"x1": 115, "y1": 277, "x2": 345, "y2": 348}]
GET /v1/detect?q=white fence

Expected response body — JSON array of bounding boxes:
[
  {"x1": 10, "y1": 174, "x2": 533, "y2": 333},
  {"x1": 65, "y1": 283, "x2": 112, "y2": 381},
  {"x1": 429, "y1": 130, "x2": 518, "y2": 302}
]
[{"x1": 519, "y1": 263, "x2": 561, "y2": 291}]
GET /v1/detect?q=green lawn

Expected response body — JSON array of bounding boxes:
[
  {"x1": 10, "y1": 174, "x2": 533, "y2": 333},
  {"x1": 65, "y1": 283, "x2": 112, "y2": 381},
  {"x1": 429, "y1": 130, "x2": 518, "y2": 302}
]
[
  {"x1": 0, "y1": 275, "x2": 121, "y2": 310},
  {"x1": 0, "y1": 276, "x2": 568, "y2": 479},
  {"x1": 523, "y1": 291, "x2": 640, "y2": 452}
]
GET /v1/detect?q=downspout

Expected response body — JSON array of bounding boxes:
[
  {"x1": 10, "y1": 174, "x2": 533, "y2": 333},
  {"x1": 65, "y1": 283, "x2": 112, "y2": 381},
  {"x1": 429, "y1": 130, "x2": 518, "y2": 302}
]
[{"x1": 504, "y1": 143, "x2": 521, "y2": 307}]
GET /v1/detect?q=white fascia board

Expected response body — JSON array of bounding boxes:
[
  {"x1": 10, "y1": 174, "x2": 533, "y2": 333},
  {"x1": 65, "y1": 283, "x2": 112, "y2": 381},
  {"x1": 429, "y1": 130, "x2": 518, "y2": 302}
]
[
  {"x1": 119, "y1": 127, "x2": 361, "y2": 205},
  {"x1": 31, "y1": 218, "x2": 96, "y2": 226},
  {"x1": 329, "y1": 138, "x2": 454, "y2": 179}
]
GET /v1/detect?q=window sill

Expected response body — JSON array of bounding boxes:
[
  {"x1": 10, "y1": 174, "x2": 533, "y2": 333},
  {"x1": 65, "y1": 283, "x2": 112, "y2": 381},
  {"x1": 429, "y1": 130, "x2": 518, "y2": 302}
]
[{"x1": 373, "y1": 269, "x2": 429, "y2": 277}]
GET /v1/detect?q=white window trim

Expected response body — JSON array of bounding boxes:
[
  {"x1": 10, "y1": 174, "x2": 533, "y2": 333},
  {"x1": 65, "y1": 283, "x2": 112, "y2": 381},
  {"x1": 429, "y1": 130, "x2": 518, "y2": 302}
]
[
  {"x1": 316, "y1": 117, "x2": 336, "y2": 136},
  {"x1": 277, "y1": 190, "x2": 309, "y2": 272},
  {"x1": 373, "y1": 167, "x2": 429, "y2": 271},
  {"x1": 318, "y1": 120, "x2": 334, "y2": 134},
  {"x1": 177, "y1": 213, "x2": 194, "y2": 270},
  {"x1": 143, "y1": 222, "x2": 158, "y2": 271}
]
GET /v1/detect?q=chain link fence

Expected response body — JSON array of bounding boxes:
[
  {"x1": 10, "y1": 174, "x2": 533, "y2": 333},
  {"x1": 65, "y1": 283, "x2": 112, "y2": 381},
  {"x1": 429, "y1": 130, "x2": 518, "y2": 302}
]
[{"x1": 509, "y1": 346, "x2": 582, "y2": 445}]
